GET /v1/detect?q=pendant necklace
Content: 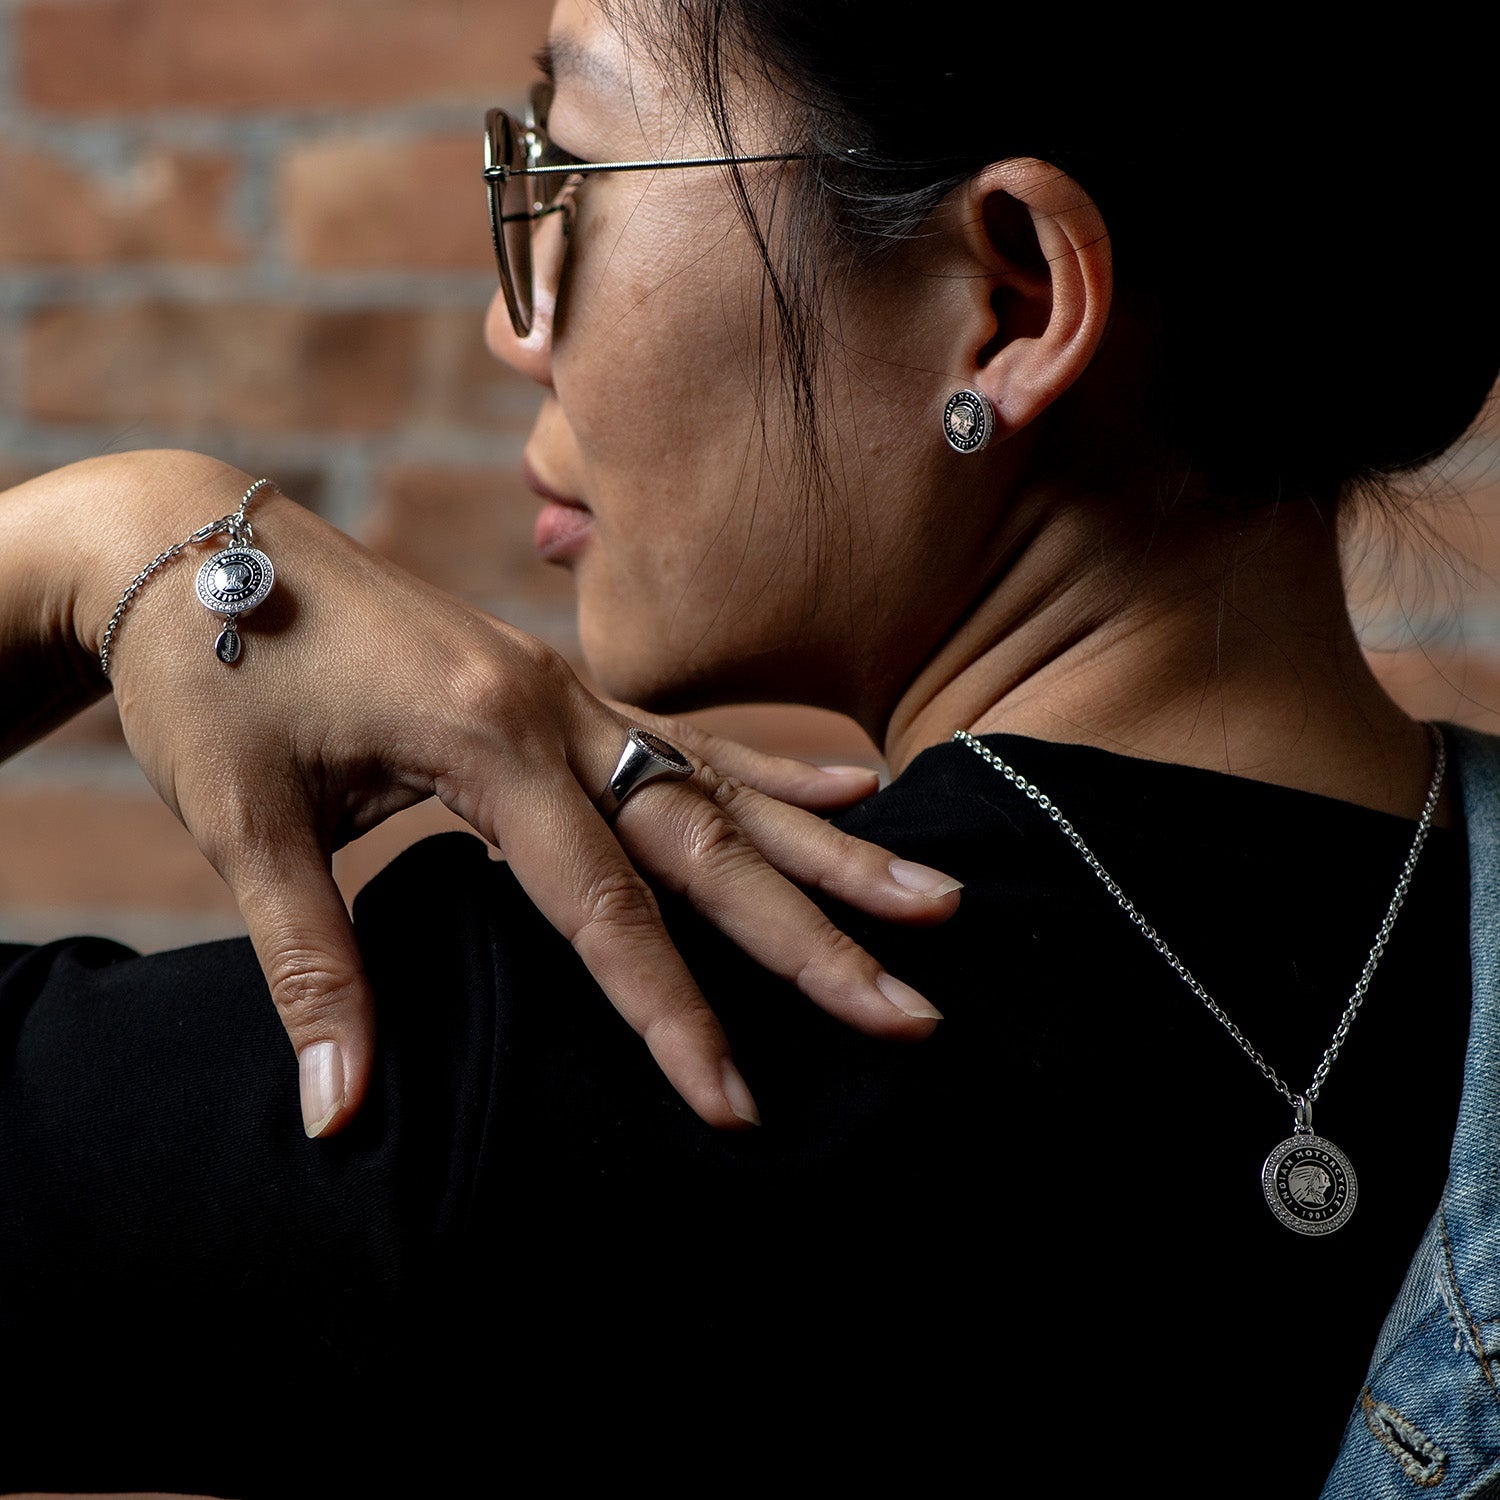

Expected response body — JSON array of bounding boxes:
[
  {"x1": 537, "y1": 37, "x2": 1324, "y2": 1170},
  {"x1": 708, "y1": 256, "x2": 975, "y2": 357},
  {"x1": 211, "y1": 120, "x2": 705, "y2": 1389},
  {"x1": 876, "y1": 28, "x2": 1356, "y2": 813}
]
[{"x1": 954, "y1": 725, "x2": 1447, "y2": 1237}]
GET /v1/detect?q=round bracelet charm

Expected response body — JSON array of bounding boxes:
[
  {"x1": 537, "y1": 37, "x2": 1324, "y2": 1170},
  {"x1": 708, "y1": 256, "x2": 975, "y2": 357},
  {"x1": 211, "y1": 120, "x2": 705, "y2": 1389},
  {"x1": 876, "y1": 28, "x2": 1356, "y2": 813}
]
[
  {"x1": 196, "y1": 546, "x2": 274, "y2": 665},
  {"x1": 196, "y1": 546, "x2": 274, "y2": 617},
  {"x1": 1261, "y1": 1133, "x2": 1358, "y2": 1236}
]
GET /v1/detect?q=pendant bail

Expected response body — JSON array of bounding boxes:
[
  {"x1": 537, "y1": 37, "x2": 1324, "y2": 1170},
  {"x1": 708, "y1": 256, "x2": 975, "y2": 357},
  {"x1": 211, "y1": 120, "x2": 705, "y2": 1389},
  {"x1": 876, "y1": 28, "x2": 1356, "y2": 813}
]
[{"x1": 1294, "y1": 1095, "x2": 1313, "y2": 1135}]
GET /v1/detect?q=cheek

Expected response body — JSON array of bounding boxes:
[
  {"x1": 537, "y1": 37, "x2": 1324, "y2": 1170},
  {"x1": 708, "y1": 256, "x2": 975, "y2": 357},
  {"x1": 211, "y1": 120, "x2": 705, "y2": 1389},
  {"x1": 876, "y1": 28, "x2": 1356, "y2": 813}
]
[
  {"x1": 557, "y1": 197, "x2": 783, "y2": 567},
  {"x1": 558, "y1": 188, "x2": 765, "y2": 446},
  {"x1": 549, "y1": 187, "x2": 896, "y2": 704}
]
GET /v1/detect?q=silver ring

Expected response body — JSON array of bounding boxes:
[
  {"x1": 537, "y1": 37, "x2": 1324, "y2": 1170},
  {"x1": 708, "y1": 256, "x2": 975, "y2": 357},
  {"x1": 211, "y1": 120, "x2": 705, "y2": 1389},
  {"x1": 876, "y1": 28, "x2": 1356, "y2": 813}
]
[{"x1": 596, "y1": 728, "x2": 694, "y2": 820}]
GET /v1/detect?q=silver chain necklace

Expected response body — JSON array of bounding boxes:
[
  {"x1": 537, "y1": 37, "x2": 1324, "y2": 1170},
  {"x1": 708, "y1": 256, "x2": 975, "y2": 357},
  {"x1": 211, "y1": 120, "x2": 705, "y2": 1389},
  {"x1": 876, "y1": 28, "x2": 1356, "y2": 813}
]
[{"x1": 954, "y1": 724, "x2": 1447, "y2": 1236}]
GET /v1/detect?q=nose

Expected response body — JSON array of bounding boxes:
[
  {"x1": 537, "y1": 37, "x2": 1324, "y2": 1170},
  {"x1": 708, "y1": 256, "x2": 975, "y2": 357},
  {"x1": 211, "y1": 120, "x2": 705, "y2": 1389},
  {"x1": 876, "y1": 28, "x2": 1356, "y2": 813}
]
[
  {"x1": 484, "y1": 282, "x2": 554, "y2": 387},
  {"x1": 483, "y1": 204, "x2": 571, "y2": 386}
]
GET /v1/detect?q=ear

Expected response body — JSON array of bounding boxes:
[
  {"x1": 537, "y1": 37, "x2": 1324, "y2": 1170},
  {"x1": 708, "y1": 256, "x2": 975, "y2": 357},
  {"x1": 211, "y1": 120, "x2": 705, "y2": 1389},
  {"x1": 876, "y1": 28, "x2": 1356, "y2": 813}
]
[{"x1": 948, "y1": 158, "x2": 1112, "y2": 438}]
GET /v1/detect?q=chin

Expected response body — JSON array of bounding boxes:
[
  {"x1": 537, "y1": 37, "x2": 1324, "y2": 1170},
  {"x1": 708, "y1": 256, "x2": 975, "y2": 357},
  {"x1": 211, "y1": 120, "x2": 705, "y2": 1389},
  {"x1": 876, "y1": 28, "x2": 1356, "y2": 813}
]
[
  {"x1": 583, "y1": 650, "x2": 723, "y2": 717},
  {"x1": 578, "y1": 605, "x2": 845, "y2": 717}
]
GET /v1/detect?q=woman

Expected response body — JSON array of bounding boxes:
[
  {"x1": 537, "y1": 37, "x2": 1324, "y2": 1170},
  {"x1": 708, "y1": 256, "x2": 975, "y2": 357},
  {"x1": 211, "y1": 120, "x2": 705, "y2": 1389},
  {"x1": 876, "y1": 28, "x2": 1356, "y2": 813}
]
[{"x1": 3, "y1": 2, "x2": 1497, "y2": 1494}]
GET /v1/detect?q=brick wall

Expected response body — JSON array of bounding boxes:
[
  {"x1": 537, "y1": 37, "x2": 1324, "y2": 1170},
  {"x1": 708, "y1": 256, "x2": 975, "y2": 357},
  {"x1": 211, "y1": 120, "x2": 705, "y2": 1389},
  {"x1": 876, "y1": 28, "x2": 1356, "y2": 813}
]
[
  {"x1": 0, "y1": 0, "x2": 1495, "y2": 953},
  {"x1": 0, "y1": 0, "x2": 878, "y2": 952}
]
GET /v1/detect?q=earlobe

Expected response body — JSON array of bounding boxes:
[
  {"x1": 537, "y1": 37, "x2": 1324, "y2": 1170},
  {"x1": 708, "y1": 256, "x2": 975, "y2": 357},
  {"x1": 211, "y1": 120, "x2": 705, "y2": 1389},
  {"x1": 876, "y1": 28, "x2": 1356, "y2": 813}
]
[{"x1": 954, "y1": 158, "x2": 1113, "y2": 440}]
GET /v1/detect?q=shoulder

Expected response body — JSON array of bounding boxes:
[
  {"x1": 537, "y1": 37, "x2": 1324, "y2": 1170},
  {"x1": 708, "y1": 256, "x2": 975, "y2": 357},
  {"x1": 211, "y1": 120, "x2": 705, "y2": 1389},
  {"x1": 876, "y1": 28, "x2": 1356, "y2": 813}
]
[{"x1": 1448, "y1": 721, "x2": 1500, "y2": 802}]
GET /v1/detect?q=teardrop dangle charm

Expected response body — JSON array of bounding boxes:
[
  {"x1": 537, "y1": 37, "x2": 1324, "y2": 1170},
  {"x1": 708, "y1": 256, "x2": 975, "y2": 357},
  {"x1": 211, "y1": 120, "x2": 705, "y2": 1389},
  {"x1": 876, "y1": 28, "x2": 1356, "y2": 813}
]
[
  {"x1": 196, "y1": 543, "x2": 272, "y2": 668},
  {"x1": 215, "y1": 620, "x2": 242, "y2": 664}
]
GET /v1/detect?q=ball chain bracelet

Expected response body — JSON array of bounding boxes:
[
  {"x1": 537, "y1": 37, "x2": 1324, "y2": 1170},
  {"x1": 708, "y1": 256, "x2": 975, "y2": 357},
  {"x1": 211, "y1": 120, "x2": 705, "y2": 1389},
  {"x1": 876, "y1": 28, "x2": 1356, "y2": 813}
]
[{"x1": 99, "y1": 477, "x2": 278, "y2": 679}]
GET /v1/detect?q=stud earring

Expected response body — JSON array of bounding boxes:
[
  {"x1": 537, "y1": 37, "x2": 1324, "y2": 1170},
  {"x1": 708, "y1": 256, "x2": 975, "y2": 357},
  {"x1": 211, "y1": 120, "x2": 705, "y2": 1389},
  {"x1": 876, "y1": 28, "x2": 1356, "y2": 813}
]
[{"x1": 942, "y1": 389, "x2": 995, "y2": 454}]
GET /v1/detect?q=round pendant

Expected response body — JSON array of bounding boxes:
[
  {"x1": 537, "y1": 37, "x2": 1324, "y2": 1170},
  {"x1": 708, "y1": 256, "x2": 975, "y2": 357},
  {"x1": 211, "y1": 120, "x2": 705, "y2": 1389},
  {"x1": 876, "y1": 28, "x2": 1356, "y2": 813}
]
[
  {"x1": 196, "y1": 546, "x2": 274, "y2": 617},
  {"x1": 1262, "y1": 1133, "x2": 1358, "y2": 1236}
]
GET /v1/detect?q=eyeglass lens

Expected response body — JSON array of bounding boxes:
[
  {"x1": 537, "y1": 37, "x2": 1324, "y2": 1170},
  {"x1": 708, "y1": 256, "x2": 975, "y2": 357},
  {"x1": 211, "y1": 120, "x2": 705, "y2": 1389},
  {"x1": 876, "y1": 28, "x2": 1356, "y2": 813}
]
[
  {"x1": 485, "y1": 84, "x2": 565, "y2": 335},
  {"x1": 485, "y1": 110, "x2": 534, "y2": 332}
]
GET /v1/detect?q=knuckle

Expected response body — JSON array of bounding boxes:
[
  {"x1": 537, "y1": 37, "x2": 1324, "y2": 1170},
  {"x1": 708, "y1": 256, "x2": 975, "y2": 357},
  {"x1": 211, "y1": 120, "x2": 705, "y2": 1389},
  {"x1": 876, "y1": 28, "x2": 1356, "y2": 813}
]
[
  {"x1": 512, "y1": 628, "x2": 572, "y2": 684},
  {"x1": 676, "y1": 798, "x2": 749, "y2": 867},
  {"x1": 645, "y1": 713, "x2": 708, "y2": 758},
  {"x1": 569, "y1": 865, "x2": 661, "y2": 951},
  {"x1": 439, "y1": 646, "x2": 518, "y2": 735},
  {"x1": 691, "y1": 764, "x2": 751, "y2": 812},
  {"x1": 642, "y1": 1000, "x2": 721, "y2": 1059},
  {"x1": 264, "y1": 945, "x2": 360, "y2": 1029},
  {"x1": 632, "y1": 791, "x2": 761, "y2": 897},
  {"x1": 792, "y1": 924, "x2": 865, "y2": 993},
  {"x1": 811, "y1": 823, "x2": 865, "y2": 872},
  {"x1": 445, "y1": 628, "x2": 571, "y2": 727}
]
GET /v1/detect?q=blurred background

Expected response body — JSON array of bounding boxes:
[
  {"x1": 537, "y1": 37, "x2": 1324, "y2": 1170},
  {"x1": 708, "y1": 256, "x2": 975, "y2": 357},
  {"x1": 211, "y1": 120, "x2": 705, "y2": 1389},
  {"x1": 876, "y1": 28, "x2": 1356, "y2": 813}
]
[{"x1": 1, "y1": 0, "x2": 1495, "y2": 952}]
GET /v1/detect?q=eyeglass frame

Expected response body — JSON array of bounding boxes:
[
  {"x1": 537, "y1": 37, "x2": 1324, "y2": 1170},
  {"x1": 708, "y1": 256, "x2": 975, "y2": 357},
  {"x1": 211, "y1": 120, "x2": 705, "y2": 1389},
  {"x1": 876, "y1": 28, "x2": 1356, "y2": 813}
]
[{"x1": 483, "y1": 82, "x2": 814, "y2": 337}]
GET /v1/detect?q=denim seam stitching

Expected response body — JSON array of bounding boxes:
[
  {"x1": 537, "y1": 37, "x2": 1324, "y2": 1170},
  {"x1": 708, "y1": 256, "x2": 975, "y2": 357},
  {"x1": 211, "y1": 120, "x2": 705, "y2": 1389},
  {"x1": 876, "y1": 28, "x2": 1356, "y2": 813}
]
[{"x1": 1442, "y1": 1212, "x2": 1499, "y2": 1393}]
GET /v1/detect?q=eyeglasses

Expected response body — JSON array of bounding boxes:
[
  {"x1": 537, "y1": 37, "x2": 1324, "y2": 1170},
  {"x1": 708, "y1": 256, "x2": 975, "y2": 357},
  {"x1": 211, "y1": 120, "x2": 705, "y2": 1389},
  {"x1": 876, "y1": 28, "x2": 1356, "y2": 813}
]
[{"x1": 483, "y1": 82, "x2": 812, "y2": 337}]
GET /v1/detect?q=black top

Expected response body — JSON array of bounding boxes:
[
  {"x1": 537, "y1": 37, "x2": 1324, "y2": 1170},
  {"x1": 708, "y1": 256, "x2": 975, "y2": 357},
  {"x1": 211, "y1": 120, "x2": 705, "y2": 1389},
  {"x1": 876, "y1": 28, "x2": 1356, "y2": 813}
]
[{"x1": 0, "y1": 734, "x2": 1471, "y2": 1496}]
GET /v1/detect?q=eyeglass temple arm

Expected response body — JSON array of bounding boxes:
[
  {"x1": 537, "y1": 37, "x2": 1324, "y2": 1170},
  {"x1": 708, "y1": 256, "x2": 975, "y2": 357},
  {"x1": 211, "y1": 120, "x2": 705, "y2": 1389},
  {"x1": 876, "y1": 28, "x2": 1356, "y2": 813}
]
[{"x1": 483, "y1": 151, "x2": 816, "y2": 184}]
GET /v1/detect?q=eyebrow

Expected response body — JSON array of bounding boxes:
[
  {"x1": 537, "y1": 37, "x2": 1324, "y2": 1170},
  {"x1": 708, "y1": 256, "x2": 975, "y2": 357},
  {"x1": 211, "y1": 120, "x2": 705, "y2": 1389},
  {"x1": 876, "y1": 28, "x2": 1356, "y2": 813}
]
[{"x1": 534, "y1": 36, "x2": 624, "y2": 92}]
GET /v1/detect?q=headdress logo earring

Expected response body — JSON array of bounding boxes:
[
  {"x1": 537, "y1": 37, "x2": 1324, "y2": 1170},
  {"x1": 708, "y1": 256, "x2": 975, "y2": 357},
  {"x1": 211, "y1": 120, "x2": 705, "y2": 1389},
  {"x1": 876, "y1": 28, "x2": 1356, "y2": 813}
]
[{"x1": 942, "y1": 389, "x2": 996, "y2": 454}]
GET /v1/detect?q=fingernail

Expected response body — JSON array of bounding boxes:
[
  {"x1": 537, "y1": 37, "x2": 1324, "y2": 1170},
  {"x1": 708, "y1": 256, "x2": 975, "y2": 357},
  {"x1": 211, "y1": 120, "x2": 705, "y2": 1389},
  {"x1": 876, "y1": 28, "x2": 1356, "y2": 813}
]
[
  {"x1": 299, "y1": 1041, "x2": 345, "y2": 1139},
  {"x1": 875, "y1": 971, "x2": 944, "y2": 1021},
  {"x1": 888, "y1": 857, "x2": 964, "y2": 898},
  {"x1": 820, "y1": 764, "x2": 878, "y2": 778},
  {"x1": 720, "y1": 1059, "x2": 762, "y2": 1126}
]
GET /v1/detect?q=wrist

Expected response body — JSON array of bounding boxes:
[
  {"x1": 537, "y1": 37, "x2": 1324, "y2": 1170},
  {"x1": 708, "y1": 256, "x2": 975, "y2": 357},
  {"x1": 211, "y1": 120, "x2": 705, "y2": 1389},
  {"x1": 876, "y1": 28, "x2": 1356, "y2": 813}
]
[
  {"x1": 61, "y1": 450, "x2": 260, "y2": 669},
  {"x1": 0, "y1": 451, "x2": 248, "y2": 758}
]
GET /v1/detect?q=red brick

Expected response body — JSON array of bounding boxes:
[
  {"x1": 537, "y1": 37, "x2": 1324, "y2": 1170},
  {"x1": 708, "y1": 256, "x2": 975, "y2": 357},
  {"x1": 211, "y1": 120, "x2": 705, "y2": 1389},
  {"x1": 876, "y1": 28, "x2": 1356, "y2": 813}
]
[
  {"x1": 19, "y1": 0, "x2": 553, "y2": 113},
  {"x1": 281, "y1": 133, "x2": 490, "y2": 273},
  {"x1": 0, "y1": 144, "x2": 243, "y2": 265},
  {"x1": 24, "y1": 303, "x2": 519, "y2": 433},
  {"x1": 333, "y1": 798, "x2": 477, "y2": 901},
  {"x1": 364, "y1": 464, "x2": 576, "y2": 611},
  {"x1": 0, "y1": 782, "x2": 237, "y2": 913},
  {"x1": 411, "y1": 311, "x2": 538, "y2": 432}
]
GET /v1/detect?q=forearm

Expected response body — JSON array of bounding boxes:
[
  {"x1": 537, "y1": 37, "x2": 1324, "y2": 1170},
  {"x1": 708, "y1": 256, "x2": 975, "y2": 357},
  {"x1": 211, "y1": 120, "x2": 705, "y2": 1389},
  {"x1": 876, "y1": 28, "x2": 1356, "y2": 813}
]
[
  {"x1": 0, "y1": 464, "x2": 106, "y2": 761},
  {"x1": 0, "y1": 449, "x2": 252, "y2": 763}
]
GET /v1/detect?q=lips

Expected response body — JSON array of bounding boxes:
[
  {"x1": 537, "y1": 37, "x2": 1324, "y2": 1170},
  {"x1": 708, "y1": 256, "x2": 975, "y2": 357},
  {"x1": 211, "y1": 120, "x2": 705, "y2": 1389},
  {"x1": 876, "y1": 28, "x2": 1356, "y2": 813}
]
[{"x1": 524, "y1": 456, "x2": 593, "y2": 563}]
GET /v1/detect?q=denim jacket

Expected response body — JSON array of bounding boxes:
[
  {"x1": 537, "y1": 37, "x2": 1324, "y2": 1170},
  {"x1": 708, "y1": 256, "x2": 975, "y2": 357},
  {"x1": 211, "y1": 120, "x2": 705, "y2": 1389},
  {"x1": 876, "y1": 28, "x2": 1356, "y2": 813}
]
[{"x1": 1323, "y1": 726, "x2": 1500, "y2": 1498}]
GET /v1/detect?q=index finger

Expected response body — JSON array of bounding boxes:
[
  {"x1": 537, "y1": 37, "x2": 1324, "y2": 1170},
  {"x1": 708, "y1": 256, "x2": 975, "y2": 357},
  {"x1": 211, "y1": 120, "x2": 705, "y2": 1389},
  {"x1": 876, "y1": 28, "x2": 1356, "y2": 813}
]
[
  {"x1": 482, "y1": 765, "x2": 762, "y2": 1129},
  {"x1": 612, "y1": 767, "x2": 946, "y2": 1039},
  {"x1": 213, "y1": 825, "x2": 377, "y2": 1140}
]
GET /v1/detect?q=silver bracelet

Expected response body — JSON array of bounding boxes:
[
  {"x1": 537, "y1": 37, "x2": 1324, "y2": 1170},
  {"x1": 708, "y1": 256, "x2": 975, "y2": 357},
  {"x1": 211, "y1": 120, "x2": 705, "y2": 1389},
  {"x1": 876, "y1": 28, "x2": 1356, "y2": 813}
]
[{"x1": 99, "y1": 477, "x2": 278, "y2": 679}]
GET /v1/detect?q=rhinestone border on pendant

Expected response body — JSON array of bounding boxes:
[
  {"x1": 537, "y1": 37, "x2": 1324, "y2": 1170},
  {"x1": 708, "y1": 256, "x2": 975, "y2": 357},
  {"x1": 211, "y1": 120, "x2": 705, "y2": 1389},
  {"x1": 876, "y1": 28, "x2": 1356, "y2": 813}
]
[{"x1": 1261, "y1": 1131, "x2": 1358, "y2": 1236}]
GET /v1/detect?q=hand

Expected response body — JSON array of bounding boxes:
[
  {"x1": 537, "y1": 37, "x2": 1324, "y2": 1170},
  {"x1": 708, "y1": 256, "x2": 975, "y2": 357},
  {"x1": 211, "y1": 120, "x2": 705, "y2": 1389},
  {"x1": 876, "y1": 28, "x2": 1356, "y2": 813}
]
[{"x1": 64, "y1": 454, "x2": 960, "y2": 1136}]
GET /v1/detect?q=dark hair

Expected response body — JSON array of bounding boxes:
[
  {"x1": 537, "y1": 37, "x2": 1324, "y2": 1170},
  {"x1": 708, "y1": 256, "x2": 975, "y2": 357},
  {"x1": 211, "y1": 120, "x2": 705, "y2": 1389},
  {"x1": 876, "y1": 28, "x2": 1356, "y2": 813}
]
[{"x1": 613, "y1": 3, "x2": 1498, "y2": 504}]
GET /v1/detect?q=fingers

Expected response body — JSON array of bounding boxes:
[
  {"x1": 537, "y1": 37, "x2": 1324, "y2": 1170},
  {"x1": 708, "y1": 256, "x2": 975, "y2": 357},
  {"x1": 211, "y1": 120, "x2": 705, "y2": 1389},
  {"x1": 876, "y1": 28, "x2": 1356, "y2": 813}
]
[
  {"x1": 487, "y1": 766, "x2": 764, "y2": 1130},
  {"x1": 688, "y1": 770, "x2": 963, "y2": 926},
  {"x1": 218, "y1": 831, "x2": 376, "y2": 1140},
  {"x1": 613, "y1": 768, "x2": 948, "y2": 1041},
  {"x1": 590, "y1": 710, "x2": 961, "y2": 924}
]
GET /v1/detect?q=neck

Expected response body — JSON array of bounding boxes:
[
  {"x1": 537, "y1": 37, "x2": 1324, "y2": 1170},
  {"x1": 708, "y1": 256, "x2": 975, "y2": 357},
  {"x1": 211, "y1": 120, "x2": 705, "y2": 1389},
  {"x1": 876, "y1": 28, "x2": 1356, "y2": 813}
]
[{"x1": 880, "y1": 490, "x2": 1448, "y2": 825}]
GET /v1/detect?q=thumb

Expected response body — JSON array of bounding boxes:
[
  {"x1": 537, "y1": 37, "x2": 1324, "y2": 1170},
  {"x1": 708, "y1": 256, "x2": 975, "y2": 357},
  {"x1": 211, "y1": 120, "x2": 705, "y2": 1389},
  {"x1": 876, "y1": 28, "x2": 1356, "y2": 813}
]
[{"x1": 224, "y1": 837, "x2": 377, "y2": 1139}]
